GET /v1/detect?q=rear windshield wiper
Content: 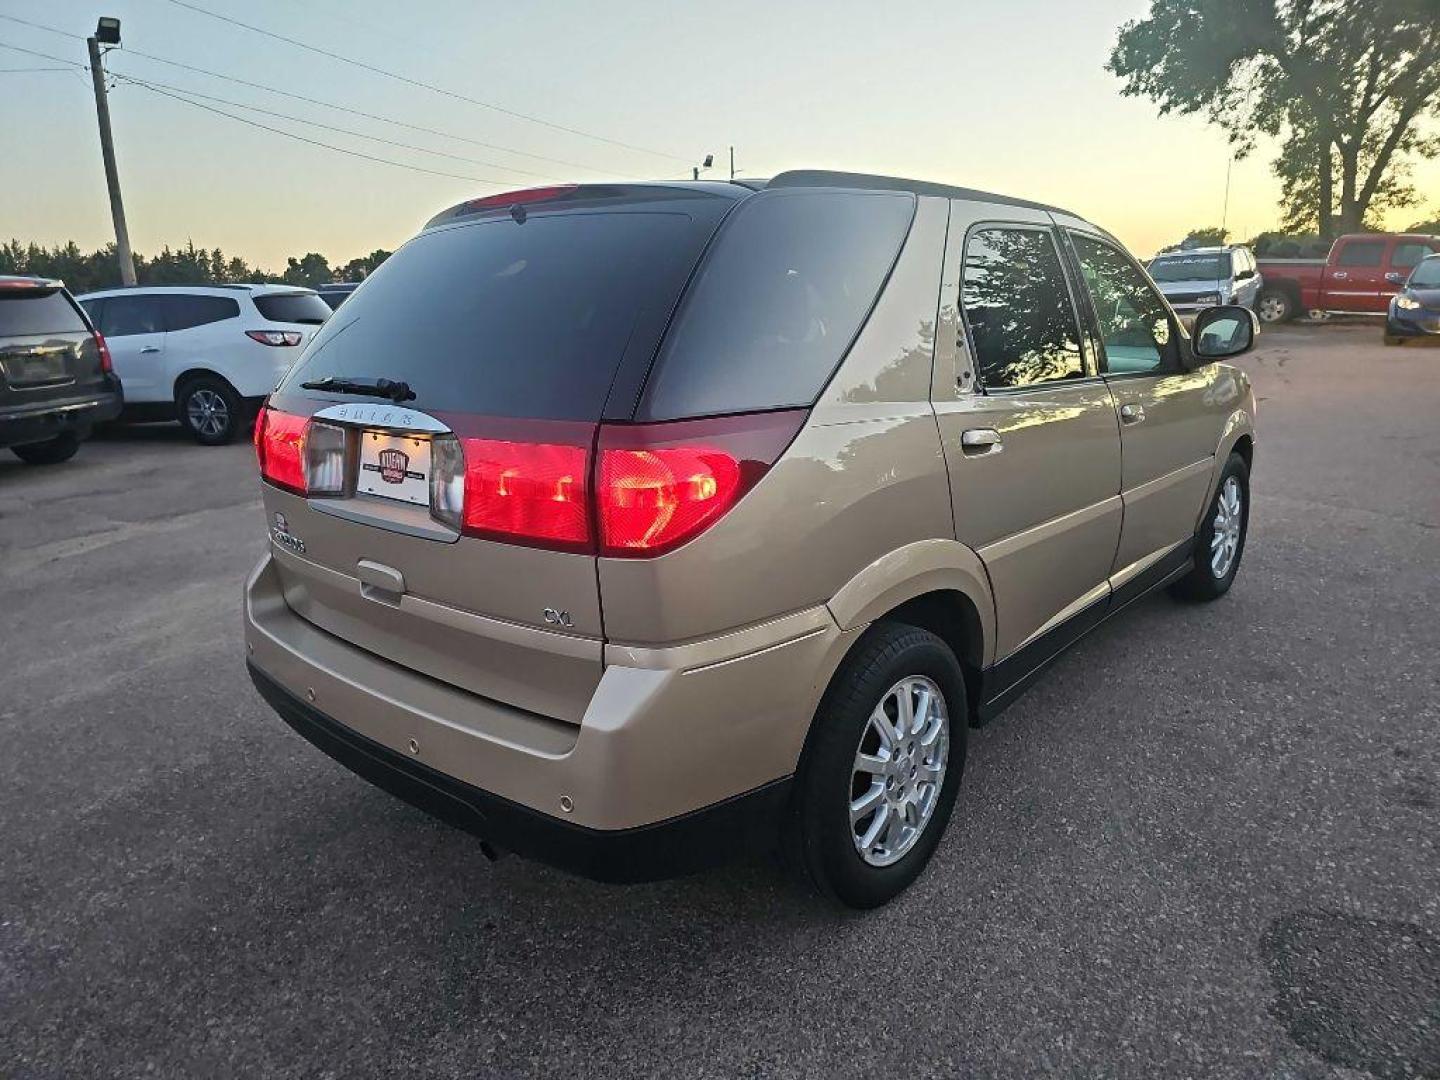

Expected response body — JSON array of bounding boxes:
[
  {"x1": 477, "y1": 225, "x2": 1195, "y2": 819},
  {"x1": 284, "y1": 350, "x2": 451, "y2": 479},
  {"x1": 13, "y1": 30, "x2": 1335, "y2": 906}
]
[{"x1": 300, "y1": 376, "x2": 416, "y2": 403}]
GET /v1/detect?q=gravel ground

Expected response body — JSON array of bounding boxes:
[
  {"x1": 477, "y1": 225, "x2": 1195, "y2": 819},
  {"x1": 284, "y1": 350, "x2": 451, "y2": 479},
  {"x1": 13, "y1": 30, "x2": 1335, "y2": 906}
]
[{"x1": 1, "y1": 324, "x2": 1436, "y2": 1079}]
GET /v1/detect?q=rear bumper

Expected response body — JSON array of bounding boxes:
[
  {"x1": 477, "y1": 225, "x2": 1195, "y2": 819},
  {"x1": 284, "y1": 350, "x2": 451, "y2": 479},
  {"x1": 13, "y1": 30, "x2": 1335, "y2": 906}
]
[
  {"x1": 244, "y1": 551, "x2": 850, "y2": 877},
  {"x1": 249, "y1": 661, "x2": 791, "y2": 882},
  {"x1": 0, "y1": 384, "x2": 122, "y2": 448}
]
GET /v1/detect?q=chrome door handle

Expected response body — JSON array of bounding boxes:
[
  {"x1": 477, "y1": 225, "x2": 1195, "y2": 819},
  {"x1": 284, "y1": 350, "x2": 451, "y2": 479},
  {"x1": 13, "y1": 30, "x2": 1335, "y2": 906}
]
[
  {"x1": 1331, "y1": 271, "x2": 1348, "y2": 280},
  {"x1": 140, "y1": 346, "x2": 161, "y2": 354},
  {"x1": 1119, "y1": 403, "x2": 1145, "y2": 424},
  {"x1": 960, "y1": 428, "x2": 1002, "y2": 456}
]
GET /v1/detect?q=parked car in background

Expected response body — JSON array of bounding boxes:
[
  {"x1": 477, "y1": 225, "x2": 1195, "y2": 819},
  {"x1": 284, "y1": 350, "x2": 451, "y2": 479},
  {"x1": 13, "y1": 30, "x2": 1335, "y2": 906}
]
[
  {"x1": 245, "y1": 173, "x2": 1258, "y2": 908},
  {"x1": 77, "y1": 284, "x2": 331, "y2": 445},
  {"x1": 1255, "y1": 232, "x2": 1440, "y2": 323},
  {"x1": 1385, "y1": 253, "x2": 1440, "y2": 345},
  {"x1": 1, "y1": 276, "x2": 122, "y2": 465},
  {"x1": 1146, "y1": 246, "x2": 1262, "y2": 316},
  {"x1": 316, "y1": 282, "x2": 361, "y2": 310}
]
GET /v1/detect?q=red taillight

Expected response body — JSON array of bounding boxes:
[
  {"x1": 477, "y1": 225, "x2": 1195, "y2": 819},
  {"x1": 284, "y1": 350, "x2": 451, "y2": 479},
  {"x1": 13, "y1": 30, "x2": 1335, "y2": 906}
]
[
  {"x1": 247, "y1": 330, "x2": 303, "y2": 346},
  {"x1": 253, "y1": 404, "x2": 308, "y2": 494},
  {"x1": 595, "y1": 410, "x2": 806, "y2": 557},
  {"x1": 462, "y1": 185, "x2": 578, "y2": 212},
  {"x1": 457, "y1": 438, "x2": 591, "y2": 550},
  {"x1": 94, "y1": 332, "x2": 113, "y2": 374}
]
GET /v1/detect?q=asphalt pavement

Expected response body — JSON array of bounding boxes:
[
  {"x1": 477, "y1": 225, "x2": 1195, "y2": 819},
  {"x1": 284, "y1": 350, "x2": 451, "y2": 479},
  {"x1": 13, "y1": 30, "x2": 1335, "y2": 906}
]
[{"x1": 1, "y1": 324, "x2": 1437, "y2": 1079}]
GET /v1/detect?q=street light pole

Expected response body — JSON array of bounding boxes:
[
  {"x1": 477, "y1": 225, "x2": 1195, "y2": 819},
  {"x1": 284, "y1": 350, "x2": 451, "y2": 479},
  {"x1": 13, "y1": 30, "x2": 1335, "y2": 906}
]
[{"x1": 86, "y1": 25, "x2": 136, "y2": 286}]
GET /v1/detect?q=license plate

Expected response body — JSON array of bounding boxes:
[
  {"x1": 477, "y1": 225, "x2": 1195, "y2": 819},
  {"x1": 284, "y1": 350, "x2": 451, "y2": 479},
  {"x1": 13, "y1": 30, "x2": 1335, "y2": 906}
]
[{"x1": 357, "y1": 431, "x2": 431, "y2": 506}]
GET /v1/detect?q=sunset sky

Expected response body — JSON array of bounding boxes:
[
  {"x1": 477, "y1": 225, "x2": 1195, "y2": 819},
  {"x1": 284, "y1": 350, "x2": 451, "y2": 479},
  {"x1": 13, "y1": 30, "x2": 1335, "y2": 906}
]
[{"x1": 3, "y1": 0, "x2": 1437, "y2": 271}]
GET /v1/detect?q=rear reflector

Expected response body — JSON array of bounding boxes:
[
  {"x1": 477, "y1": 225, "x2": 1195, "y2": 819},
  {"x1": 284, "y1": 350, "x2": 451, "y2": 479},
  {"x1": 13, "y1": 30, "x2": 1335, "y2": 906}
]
[
  {"x1": 456, "y1": 437, "x2": 591, "y2": 550},
  {"x1": 254, "y1": 404, "x2": 308, "y2": 494}
]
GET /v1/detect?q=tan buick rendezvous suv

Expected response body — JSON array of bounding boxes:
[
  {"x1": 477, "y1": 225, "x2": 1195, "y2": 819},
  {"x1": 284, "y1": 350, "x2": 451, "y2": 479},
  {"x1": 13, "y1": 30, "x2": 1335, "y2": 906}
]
[{"x1": 245, "y1": 172, "x2": 1258, "y2": 908}]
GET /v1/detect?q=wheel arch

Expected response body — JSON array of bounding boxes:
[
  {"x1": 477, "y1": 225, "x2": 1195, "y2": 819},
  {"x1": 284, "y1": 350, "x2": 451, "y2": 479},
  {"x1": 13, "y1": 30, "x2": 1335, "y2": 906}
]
[{"x1": 172, "y1": 367, "x2": 239, "y2": 403}]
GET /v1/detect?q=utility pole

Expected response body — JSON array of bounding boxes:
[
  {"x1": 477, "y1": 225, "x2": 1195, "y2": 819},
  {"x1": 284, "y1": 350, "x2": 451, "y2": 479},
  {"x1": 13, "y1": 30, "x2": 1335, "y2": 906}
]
[
  {"x1": 729, "y1": 146, "x2": 735, "y2": 181},
  {"x1": 87, "y1": 21, "x2": 136, "y2": 286},
  {"x1": 1220, "y1": 157, "x2": 1232, "y2": 238}
]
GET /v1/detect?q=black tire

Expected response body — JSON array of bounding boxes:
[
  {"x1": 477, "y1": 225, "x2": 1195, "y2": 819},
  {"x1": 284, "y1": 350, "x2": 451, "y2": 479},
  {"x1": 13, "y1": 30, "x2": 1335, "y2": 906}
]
[
  {"x1": 1383, "y1": 334, "x2": 1403, "y2": 347},
  {"x1": 177, "y1": 375, "x2": 243, "y2": 445},
  {"x1": 1171, "y1": 452, "x2": 1250, "y2": 602},
  {"x1": 1256, "y1": 288, "x2": 1294, "y2": 324},
  {"x1": 785, "y1": 623, "x2": 968, "y2": 909},
  {"x1": 11, "y1": 432, "x2": 80, "y2": 465}
]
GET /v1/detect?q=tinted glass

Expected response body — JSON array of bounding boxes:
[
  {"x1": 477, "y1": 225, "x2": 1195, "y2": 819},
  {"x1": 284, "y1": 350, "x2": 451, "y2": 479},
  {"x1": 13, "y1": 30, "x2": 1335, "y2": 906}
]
[
  {"x1": 639, "y1": 190, "x2": 914, "y2": 419},
  {"x1": 282, "y1": 211, "x2": 710, "y2": 420},
  {"x1": 0, "y1": 289, "x2": 87, "y2": 336},
  {"x1": 1392, "y1": 243, "x2": 1435, "y2": 270},
  {"x1": 961, "y1": 227, "x2": 1083, "y2": 389},
  {"x1": 1408, "y1": 257, "x2": 1440, "y2": 288},
  {"x1": 253, "y1": 292, "x2": 332, "y2": 325},
  {"x1": 1149, "y1": 254, "x2": 1226, "y2": 282},
  {"x1": 98, "y1": 295, "x2": 166, "y2": 337},
  {"x1": 164, "y1": 294, "x2": 239, "y2": 331},
  {"x1": 1072, "y1": 234, "x2": 1176, "y2": 375},
  {"x1": 1337, "y1": 241, "x2": 1385, "y2": 267}
]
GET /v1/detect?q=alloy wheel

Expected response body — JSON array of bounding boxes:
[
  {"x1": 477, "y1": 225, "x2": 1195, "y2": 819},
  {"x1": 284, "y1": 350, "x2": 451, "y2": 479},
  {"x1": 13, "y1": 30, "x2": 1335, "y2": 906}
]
[
  {"x1": 186, "y1": 388, "x2": 230, "y2": 439},
  {"x1": 849, "y1": 675, "x2": 950, "y2": 867},
  {"x1": 1211, "y1": 475, "x2": 1243, "y2": 579}
]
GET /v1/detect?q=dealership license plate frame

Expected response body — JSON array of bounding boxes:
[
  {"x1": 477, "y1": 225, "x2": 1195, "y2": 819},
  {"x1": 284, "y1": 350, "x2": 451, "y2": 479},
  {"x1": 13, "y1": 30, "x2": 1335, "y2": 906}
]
[{"x1": 357, "y1": 430, "x2": 432, "y2": 506}]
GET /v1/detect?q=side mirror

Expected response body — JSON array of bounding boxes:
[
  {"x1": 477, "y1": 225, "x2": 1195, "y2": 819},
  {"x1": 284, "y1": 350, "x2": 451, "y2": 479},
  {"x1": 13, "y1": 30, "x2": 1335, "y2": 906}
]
[
  {"x1": 1191, "y1": 305, "x2": 1258, "y2": 363},
  {"x1": 1385, "y1": 271, "x2": 1406, "y2": 285},
  {"x1": 1236, "y1": 268, "x2": 1255, "y2": 281}
]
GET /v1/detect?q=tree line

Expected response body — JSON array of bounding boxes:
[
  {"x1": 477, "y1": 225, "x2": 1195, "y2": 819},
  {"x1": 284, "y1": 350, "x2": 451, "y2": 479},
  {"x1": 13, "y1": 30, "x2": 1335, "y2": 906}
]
[{"x1": 0, "y1": 240, "x2": 391, "y2": 293}]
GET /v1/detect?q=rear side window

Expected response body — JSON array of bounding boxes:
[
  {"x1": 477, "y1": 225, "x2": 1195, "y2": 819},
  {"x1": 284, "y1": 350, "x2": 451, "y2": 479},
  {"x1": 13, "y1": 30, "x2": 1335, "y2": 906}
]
[
  {"x1": 961, "y1": 227, "x2": 1084, "y2": 389},
  {"x1": 253, "y1": 292, "x2": 332, "y2": 325},
  {"x1": 98, "y1": 295, "x2": 166, "y2": 337},
  {"x1": 1392, "y1": 242, "x2": 1435, "y2": 270},
  {"x1": 282, "y1": 211, "x2": 711, "y2": 420},
  {"x1": 637, "y1": 190, "x2": 915, "y2": 419},
  {"x1": 1337, "y1": 242, "x2": 1385, "y2": 267},
  {"x1": 0, "y1": 289, "x2": 87, "y2": 336},
  {"x1": 164, "y1": 294, "x2": 239, "y2": 331}
]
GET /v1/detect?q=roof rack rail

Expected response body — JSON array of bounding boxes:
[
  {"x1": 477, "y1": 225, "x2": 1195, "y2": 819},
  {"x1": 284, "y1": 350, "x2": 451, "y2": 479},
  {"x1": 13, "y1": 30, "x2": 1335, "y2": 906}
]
[{"x1": 767, "y1": 170, "x2": 1078, "y2": 217}]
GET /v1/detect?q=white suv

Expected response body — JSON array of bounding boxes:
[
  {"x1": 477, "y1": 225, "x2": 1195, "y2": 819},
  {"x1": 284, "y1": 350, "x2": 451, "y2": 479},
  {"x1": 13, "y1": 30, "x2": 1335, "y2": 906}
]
[{"x1": 77, "y1": 285, "x2": 331, "y2": 444}]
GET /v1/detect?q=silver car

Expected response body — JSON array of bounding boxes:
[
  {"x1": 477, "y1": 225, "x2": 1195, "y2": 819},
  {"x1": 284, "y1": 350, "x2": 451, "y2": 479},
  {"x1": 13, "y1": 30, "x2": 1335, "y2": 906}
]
[{"x1": 1148, "y1": 246, "x2": 1263, "y2": 316}]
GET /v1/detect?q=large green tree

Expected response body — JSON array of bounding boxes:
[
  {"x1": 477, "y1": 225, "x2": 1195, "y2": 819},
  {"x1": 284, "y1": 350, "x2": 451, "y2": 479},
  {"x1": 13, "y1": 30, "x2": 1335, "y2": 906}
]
[{"x1": 1108, "y1": 0, "x2": 1440, "y2": 235}]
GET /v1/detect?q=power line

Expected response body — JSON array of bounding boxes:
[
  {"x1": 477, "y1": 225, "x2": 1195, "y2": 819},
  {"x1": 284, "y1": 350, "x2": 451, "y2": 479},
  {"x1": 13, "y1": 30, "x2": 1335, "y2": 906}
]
[
  {"x1": 0, "y1": 12, "x2": 646, "y2": 177},
  {"x1": 0, "y1": 39, "x2": 84, "y2": 67},
  {"x1": 110, "y1": 71, "x2": 566, "y2": 183},
  {"x1": 161, "y1": 0, "x2": 690, "y2": 163},
  {"x1": 0, "y1": 65, "x2": 72, "y2": 73},
  {"x1": 128, "y1": 78, "x2": 510, "y2": 187}
]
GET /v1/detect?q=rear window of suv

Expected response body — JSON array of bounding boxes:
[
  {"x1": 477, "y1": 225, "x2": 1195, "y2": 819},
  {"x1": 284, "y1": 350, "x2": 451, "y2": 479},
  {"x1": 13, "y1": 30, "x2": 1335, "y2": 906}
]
[
  {"x1": 0, "y1": 289, "x2": 87, "y2": 337},
  {"x1": 281, "y1": 209, "x2": 717, "y2": 420},
  {"x1": 253, "y1": 292, "x2": 332, "y2": 325},
  {"x1": 637, "y1": 190, "x2": 915, "y2": 419}
]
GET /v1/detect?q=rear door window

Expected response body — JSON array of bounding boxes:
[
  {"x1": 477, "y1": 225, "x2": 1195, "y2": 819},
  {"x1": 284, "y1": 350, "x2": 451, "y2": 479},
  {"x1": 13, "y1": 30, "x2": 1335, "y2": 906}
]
[
  {"x1": 1336, "y1": 241, "x2": 1385, "y2": 267},
  {"x1": 253, "y1": 292, "x2": 333, "y2": 325},
  {"x1": 961, "y1": 226, "x2": 1085, "y2": 389},
  {"x1": 99, "y1": 295, "x2": 166, "y2": 337},
  {"x1": 163, "y1": 294, "x2": 239, "y2": 331},
  {"x1": 0, "y1": 289, "x2": 88, "y2": 336},
  {"x1": 281, "y1": 210, "x2": 719, "y2": 420},
  {"x1": 637, "y1": 189, "x2": 915, "y2": 419},
  {"x1": 1392, "y1": 243, "x2": 1435, "y2": 270}
]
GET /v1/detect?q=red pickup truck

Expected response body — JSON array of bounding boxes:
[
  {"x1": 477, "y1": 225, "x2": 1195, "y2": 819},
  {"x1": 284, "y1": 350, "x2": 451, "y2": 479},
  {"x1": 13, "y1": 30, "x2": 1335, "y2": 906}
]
[{"x1": 1255, "y1": 232, "x2": 1440, "y2": 323}]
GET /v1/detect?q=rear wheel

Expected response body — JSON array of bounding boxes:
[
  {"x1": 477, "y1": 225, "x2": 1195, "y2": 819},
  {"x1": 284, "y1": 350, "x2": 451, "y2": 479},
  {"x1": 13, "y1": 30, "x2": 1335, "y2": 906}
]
[
  {"x1": 1257, "y1": 289, "x2": 1294, "y2": 324},
  {"x1": 11, "y1": 432, "x2": 80, "y2": 465},
  {"x1": 1171, "y1": 452, "x2": 1249, "y2": 602},
  {"x1": 177, "y1": 376, "x2": 242, "y2": 445},
  {"x1": 785, "y1": 623, "x2": 967, "y2": 909}
]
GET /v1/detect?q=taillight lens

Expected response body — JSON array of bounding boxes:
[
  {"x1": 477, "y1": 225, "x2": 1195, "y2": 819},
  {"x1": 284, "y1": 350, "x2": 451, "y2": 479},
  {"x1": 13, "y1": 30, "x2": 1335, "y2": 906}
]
[
  {"x1": 254, "y1": 404, "x2": 308, "y2": 494},
  {"x1": 457, "y1": 437, "x2": 591, "y2": 550},
  {"x1": 94, "y1": 332, "x2": 113, "y2": 374},
  {"x1": 596, "y1": 409, "x2": 806, "y2": 557},
  {"x1": 246, "y1": 330, "x2": 303, "y2": 347}
]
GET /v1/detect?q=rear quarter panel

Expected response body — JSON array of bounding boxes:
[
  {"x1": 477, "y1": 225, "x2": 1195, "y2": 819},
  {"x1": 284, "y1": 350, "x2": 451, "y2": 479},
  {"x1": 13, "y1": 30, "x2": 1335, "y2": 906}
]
[{"x1": 597, "y1": 196, "x2": 954, "y2": 646}]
